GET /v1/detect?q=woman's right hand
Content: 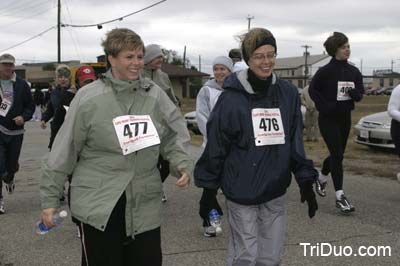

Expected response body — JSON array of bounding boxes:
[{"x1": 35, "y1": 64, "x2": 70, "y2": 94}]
[
  {"x1": 41, "y1": 208, "x2": 57, "y2": 228},
  {"x1": 40, "y1": 120, "x2": 46, "y2": 129}
]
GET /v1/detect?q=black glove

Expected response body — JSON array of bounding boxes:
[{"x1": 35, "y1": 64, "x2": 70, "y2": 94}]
[
  {"x1": 299, "y1": 180, "x2": 318, "y2": 218},
  {"x1": 199, "y1": 188, "x2": 223, "y2": 221}
]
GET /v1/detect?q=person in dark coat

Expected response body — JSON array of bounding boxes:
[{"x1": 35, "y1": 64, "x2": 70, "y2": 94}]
[
  {"x1": 0, "y1": 53, "x2": 34, "y2": 214},
  {"x1": 194, "y1": 27, "x2": 318, "y2": 266},
  {"x1": 32, "y1": 87, "x2": 44, "y2": 121}
]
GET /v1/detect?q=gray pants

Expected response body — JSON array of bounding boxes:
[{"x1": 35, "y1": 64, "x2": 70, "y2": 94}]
[{"x1": 226, "y1": 195, "x2": 286, "y2": 266}]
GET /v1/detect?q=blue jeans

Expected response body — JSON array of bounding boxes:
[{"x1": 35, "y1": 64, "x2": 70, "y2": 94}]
[{"x1": 0, "y1": 132, "x2": 24, "y2": 198}]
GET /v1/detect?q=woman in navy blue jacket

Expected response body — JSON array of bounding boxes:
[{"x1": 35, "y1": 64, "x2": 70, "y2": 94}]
[
  {"x1": 309, "y1": 32, "x2": 364, "y2": 213},
  {"x1": 195, "y1": 28, "x2": 318, "y2": 266}
]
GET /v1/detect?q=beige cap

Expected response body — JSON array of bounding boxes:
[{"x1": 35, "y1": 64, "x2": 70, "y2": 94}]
[{"x1": 0, "y1": 53, "x2": 15, "y2": 64}]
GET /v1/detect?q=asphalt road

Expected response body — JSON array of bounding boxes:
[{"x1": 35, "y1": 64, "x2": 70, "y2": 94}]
[{"x1": 0, "y1": 122, "x2": 399, "y2": 266}]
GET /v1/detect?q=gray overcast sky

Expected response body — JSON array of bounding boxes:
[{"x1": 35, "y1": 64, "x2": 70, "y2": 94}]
[{"x1": 0, "y1": 0, "x2": 399, "y2": 75}]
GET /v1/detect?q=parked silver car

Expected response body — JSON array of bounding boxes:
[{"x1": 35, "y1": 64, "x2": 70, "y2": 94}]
[
  {"x1": 184, "y1": 111, "x2": 201, "y2": 135},
  {"x1": 354, "y1": 111, "x2": 394, "y2": 149}
]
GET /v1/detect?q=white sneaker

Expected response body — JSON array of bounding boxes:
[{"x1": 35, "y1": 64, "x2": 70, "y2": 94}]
[
  {"x1": 203, "y1": 226, "x2": 216, "y2": 237},
  {"x1": 0, "y1": 199, "x2": 5, "y2": 214},
  {"x1": 161, "y1": 189, "x2": 167, "y2": 203}
]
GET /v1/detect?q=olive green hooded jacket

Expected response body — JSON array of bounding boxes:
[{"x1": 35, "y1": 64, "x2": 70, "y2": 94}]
[{"x1": 40, "y1": 71, "x2": 193, "y2": 236}]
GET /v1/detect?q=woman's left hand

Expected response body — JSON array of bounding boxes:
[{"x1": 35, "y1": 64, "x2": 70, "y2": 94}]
[{"x1": 175, "y1": 168, "x2": 190, "y2": 188}]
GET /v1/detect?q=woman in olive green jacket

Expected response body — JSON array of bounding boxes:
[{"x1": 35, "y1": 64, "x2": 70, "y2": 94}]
[{"x1": 39, "y1": 28, "x2": 193, "y2": 266}]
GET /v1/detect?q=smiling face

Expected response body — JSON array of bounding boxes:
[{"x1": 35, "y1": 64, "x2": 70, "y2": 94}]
[
  {"x1": 248, "y1": 44, "x2": 276, "y2": 79},
  {"x1": 335, "y1": 42, "x2": 351, "y2": 61},
  {"x1": 213, "y1": 64, "x2": 231, "y2": 85},
  {"x1": 108, "y1": 47, "x2": 144, "y2": 81}
]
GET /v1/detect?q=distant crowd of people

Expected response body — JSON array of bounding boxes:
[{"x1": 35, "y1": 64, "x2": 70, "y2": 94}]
[{"x1": 0, "y1": 26, "x2": 399, "y2": 266}]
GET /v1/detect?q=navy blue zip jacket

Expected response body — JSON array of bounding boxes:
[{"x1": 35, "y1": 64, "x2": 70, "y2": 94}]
[
  {"x1": 309, "y1": 58, "x2": 364, "y2": 115},
  {"x1": 41, "y1": 86, "x2": 64, "y2": 123},
  {"x1": 0, "y1": 76, "x2": 34, "y2": 130},
  {"x1": 194, "y1": 70, "x2": 317, "y2": 205}
]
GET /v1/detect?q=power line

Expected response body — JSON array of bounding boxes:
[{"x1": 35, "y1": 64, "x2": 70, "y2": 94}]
[
  {"x1": 61, "y1": 0, "x2": 166, "y2": 29},
  {"x1": 0, "y1": 0, "x2": 51, "y2": 17},
  {"x1": 0, "y1": 26, "x2": 56, "y2": 53},
  {"x1": 0, "y1": 6, "x2": 55, "y2": 28}
]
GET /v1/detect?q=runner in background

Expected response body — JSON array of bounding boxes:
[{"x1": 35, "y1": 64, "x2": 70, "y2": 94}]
[
  {"x1": 196, "y1": 55, "x2": 233, "y2": 237},
  {"x1": 143, "y1": 44, "x2": 185, "y2": 203},
  {"x1": 309, "y1": 32, "x2": 364, "y2": 213},
  {"x1": 0, "y1": 53, "x2": 34, "y2": 214},
  {"x1": 387, "y1": 84, "x2": 400, "y2": 183}
]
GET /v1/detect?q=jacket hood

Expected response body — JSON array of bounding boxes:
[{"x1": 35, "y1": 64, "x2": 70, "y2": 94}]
[
  {"x1": 204, "y1": 79, "x2": 223, "y2": 91},
  {"x1": 223, "y1": 69, "x2": 276, "y2": 95}
]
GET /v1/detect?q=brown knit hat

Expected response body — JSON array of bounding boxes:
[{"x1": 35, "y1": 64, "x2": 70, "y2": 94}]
[{"x1": 323, "y1": 32, "x2": 348, "y2": 57}]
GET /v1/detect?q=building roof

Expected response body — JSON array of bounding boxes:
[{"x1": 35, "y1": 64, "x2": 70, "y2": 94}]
[
  {"x1": 161, "y1": 63, "x2": 209, "y2": 78},
  {"x1": 373, "y1": 70, "x2": 400, "y2": 77},
  {"x1": 275, "y1": 54, "x2": 329, "y2": 69}
]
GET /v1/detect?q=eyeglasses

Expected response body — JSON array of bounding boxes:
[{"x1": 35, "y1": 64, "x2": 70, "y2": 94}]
[{"x1": 251, "y1": 53, "x2": 277, "y2": 61}]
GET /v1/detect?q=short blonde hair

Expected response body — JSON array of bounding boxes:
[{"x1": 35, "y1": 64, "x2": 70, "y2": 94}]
[{"x1": 101, "y1": 28, "x2": 144, "y2": 57}]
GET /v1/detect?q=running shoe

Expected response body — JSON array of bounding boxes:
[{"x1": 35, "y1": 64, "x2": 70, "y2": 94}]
[
  {"x1": 0, "y1": 199, "x2": 5, "y2": 214},
  {"x1": 336, "y1": 194, "x2": 355, "y2": 213},
  {"x1": 4, "y1": 180, "x2": 15, "y2": 194},
  {"x1": 203, "y1": 226, "x2": 217, "y2": 237},
  {"x1": 315, "y1": 179, "x2": 327, "y2": 197}
]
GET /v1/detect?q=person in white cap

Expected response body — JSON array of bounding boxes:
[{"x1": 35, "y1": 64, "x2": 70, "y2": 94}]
[
  {"x1": 196, "y1": 55, "x2": 233, "y2": 237},
  {"x1": 143, "y1": 44, "x2": 186, "y2": 202},
  {"x1": 0, "y1": 53, "x2": 34, "y2": 214}
]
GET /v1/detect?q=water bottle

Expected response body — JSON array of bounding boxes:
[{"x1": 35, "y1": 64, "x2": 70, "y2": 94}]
[
  {"x1": 36, "y1": 210, "x2": 68, "y2": 235},
  {"x1": 209, "y1": 209, "x2": 222, "y2": 234}
]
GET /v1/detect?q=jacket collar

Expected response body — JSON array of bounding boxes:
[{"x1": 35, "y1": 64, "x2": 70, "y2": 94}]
[
  {"x1": 104, "y1": 70, "x2": 152, "y2": 92},
  {"x1": 235, "y1": 69, "x2": 276, "y2": 94}
]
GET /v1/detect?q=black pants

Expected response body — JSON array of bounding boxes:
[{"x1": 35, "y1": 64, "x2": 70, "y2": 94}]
[
  {"x1": 199, "y1": 188, "x2": 222, "y2": 227},
  {"x1": 158, "y1": 155, "x2": 170, "y2": 183},
  {"x1": 391, "y1": 119, "x2": 400, "y2": 157},
  {"x1": 318, "y1": 113, "x2": 351, "y2": 191},
  {"x1": 0, "y1": 132, "x2": 23, "y2": 199},
  {"x1": 80, "y1": 194, "x2": 162, "y2": 266}
]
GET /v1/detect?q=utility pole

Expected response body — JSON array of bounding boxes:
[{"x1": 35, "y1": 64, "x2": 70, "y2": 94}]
[
  {"x1": 301, "y1": 45, "x2": 311, "y2": 87},
  {"x1": 57, "y1": 0, "x2": 61, "y2": 63},
  {"x1": 198, "y1": 55, "x2": 201, "y2": 72},
  {"x1": 182, "y1": 45, "x2": 186, "y2": 68},
  {"x1": 246, "y1": 15, "x2": 254, "y2": 31},
  {"x1": 360, "y1": 59, "x2": 363, "y2": 74},
  {"x1": 391, "y1": 59, "x2": 394, "y2": 72}
]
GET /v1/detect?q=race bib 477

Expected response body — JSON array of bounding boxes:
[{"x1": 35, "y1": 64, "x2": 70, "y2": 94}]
[{"x1": 113, "y1": 115, "x2": 160, "y2": 155}]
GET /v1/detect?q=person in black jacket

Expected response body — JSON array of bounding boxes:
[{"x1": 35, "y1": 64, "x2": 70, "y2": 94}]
[
  {"x1": 309, "y1": 32, "x2": 364, "y2": 213},
  {"x1": 40, "y1": 64, "x2": 72, "y2": 149},
  {"x1": 51, "y1": 65, "x2": 96, "y2": 242},
  {"x1": 32, "y1": 87, "x2": 44, "y2": 121},
  {"x1": 0, "y1": 53, "x2": 34, "y2": 214},
  {"x1": 194, "y1": 28, "x2": 318, "y2": 266}
]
